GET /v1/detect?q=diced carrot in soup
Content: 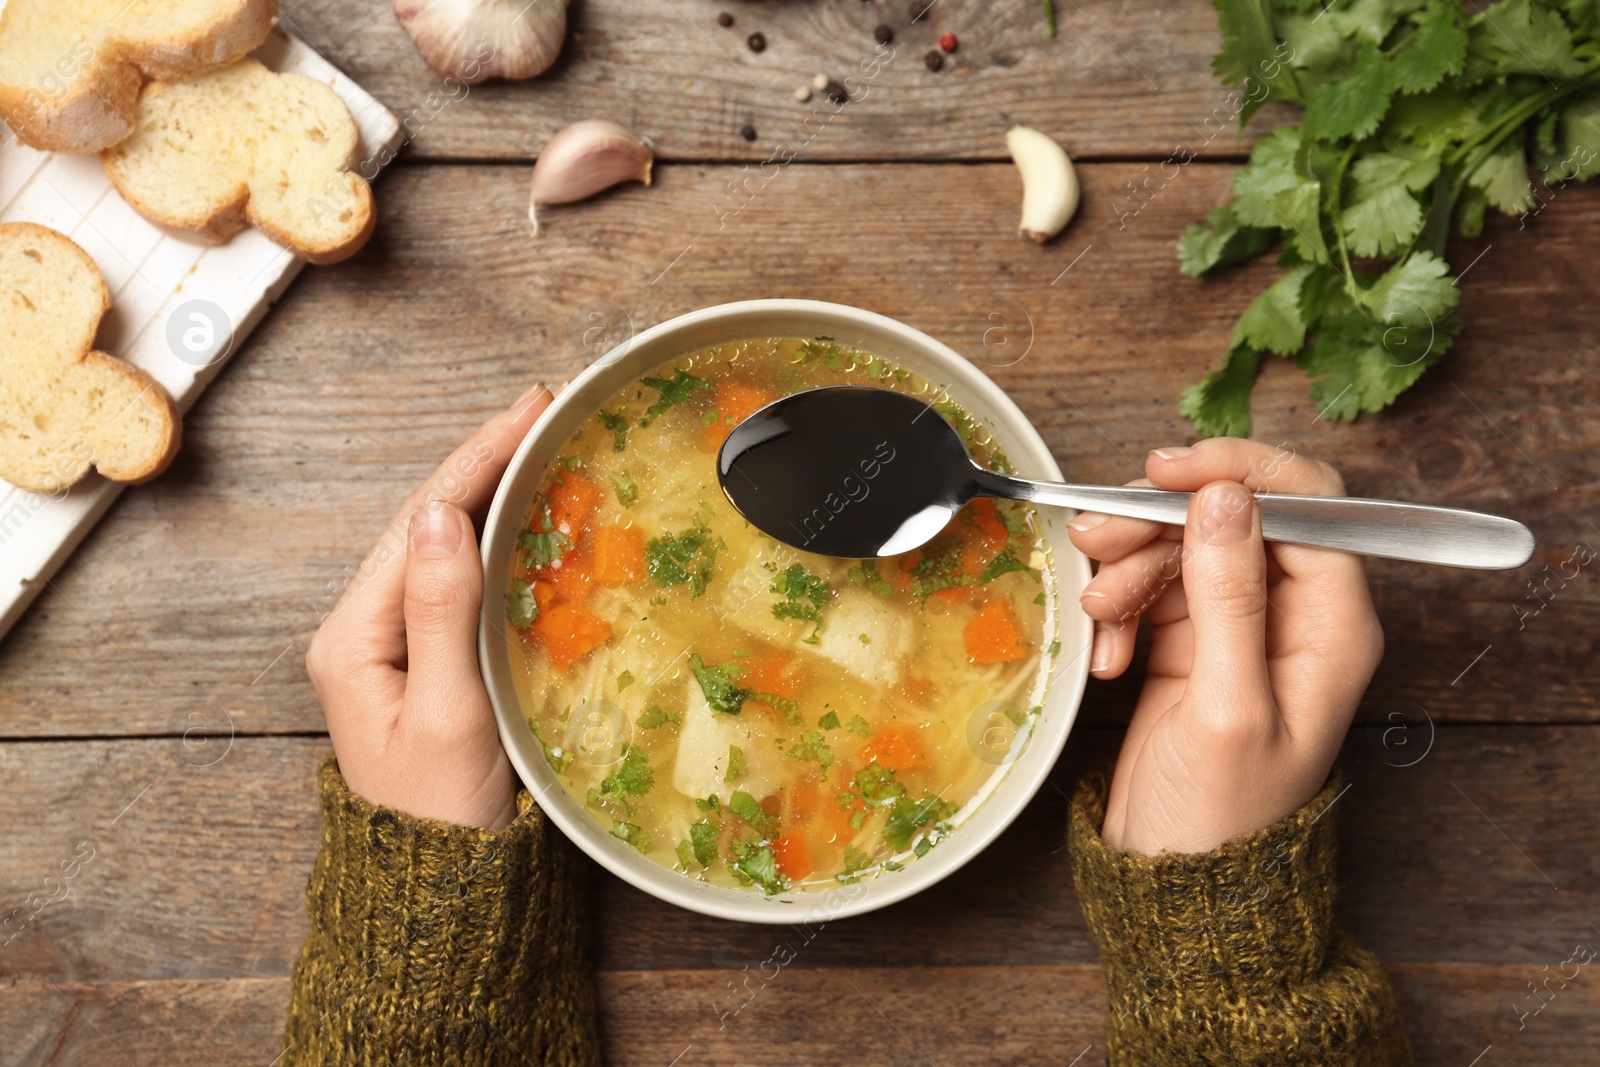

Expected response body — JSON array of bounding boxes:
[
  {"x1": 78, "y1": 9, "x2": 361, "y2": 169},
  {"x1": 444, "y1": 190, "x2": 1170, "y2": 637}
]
[
  {"x1": 741, "y1": 647, "x2": 804, "y2": 699},
  {"x1": 534, "y1": 602, "x2": 612, "y2": 670},
  {"x1": 548, "y1": 472, "x2": 601, "y2": 539},
  {"x1": 772, "y1": 831, "x2": 813, "y2": 882},
  {"x1": 961, "y1": 499, "x2": 1009, "y2": 554},
  {"x1": 532, "y1": 580, "x2": 558, "y2": 613},
  {"x1": 699, "y1": 382, "x2": 776, "y2": 452},
  {"x1": 858, "y1": 726, "x2": 924, "y2": 772},
  {"x1": 549, "y1": 548, "x2": 594, "y2": 603},
  {"x1": 592, "y1": 525, "x2": 646, "y2": 587},
  {"x1": 964, "y1": 600, "x2": 1028, "y2": 664}
]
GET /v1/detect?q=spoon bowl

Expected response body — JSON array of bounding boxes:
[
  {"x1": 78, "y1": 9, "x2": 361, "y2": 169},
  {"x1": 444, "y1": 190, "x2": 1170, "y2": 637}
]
[{"x1": 719, "y1": 386, "x2": 1537, "y2": 570}]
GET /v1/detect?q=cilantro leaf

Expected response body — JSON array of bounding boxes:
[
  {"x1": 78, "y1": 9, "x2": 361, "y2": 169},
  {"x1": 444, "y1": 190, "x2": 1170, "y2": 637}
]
[
  {"x1": 725, "y1": 744, "x2": 747, "y2": 783},
  {"x1": 787, "y1": 730, "x2": 834, "y2": 772},
  {"x1": 1180, "y1": 344, "x2": 1266, "y2": 438},
  {"x1": 611, "y1": 821, "x2": 650, "y2": 852},
  {"x1": 610, "y1": 471, "x2": 638, "y2": 507},
  {"x1": 728, "y1": 839, "x2": 787, "y2": 895},
  {"x1": 597, "y1": 409, "x2": 629, "y2": 451},
  {"x1": 884, "y1": 794, "x2": 958, "y2": 852},
  {"x1": 646, "y1": 521, "x2": 719, "y2": 596},
  {"x1": 846, "y1": 714, "x2": 873, "y2": 739},
  {"x1": 818, "y1": 711, "x2": 842, "y2": 730},
  {"x1": 638, "y1": 369, "x2": 710, "y2": 427},
  {"x1": 1232, "y1": 264, "x2": 1314, "y2": 354},
  {"x1": 1302, "y1": 46, "x2": 1395, "y2": 141},
  {"x1": 1229, "y1": 128, "x2": 1305, "y2": 227},
  {"x1": 1177, "y1": 203, "x2": 1277, "y2": 277},
  {"x1": 1468, "y1": 142, "x2": 1536, "y2": 214},
  {"x1": 690, "y1": 654, "x2": 750, "y2": 715},
  {"x1": 1393, "y1": 2, "x2": 1468, "y2": 94},
  {"x1": 728, "y1": 790, "x2": 777, "y2": 838},
  {"x1": 636, "y1": 706, "x2": 680, "y2": 729},
  {"x1": 848, "y1": 560, "x2": 895, "y2": 597},
  {"x1": 1467, "y1": 0, "x2": 1584, "y2": 78},
  {"x1": 507, "y1": 578, "x2": 538, "y2": 630},
  {"x1": 689, "y1": 817, "x2": 720, "y2": 867},
  {"x1": 1360, "y1": 250, "x2": 1461, "y2": 325}
]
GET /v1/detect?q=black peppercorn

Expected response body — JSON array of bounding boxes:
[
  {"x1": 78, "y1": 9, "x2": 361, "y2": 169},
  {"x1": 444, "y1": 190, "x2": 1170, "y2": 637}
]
[
  {"x1": 873, "y1": 24, "x2": 894, "y2": 44},
  {"x1": 924, "y1": 50, "x2": 944, "y2": 71},
  {"x1": 825, "y1": 80, "x2": 850, "y2": 105},
  {"x1": 747, "y1": 32, "x2": 766, "y2": 52},
  {"x1": 909, "y1": 0, "x2": 931, "y2": 19},
  {"x1": 717, "y1": 12, "x2": 733, "y2": 27},
  {"x1": 739, "y1": 123, "x2": 757, "y2": 141}
]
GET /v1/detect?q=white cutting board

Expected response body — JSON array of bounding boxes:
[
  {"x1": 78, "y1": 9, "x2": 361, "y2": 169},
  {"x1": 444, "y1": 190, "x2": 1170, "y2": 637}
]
[{"x1": 0, "y1": 24, "x2": 403, "y2": 642}]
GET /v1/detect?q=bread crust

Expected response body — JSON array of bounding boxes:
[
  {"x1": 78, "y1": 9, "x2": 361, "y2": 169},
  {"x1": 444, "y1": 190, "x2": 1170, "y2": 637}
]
[
  {"x1": 0, "y1": 0, "x2": 278, "y2": 153},
  {"x1": 0, "y1": 222, "x2": 182, "y2": 494}
]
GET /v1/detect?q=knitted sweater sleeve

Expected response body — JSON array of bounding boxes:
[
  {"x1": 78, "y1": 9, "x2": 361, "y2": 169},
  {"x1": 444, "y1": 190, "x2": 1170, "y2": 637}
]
[
  {"x1": 1068, "y1": 772, "x2": 1413, "y2": 1067},
  {"x1": 280, "y1": 755, "x2": 600, "y2": 1067}
]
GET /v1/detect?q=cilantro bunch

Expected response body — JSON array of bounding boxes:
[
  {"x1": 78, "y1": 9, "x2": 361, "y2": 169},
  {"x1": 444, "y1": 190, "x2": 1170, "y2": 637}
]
[{"x1": 1180, "y1": 0, "x2": 1600, "y2": 436}]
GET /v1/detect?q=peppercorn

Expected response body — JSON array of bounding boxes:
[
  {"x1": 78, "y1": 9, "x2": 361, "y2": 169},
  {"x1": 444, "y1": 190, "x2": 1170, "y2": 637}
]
[
  {"x1": 747, "y1": 32, "x2": 766, "y2": 52},
  {"x1": 873, "y1": 24, "x2": 894, "y2": 44},
  {"x1": 940, "y1": 32, "x2": 958, "y2": 52},
  {"x1": 739, "y1": 124, "x2": 757, "y2": 141},
  {"x1": 909, "y1": 0, "x2": 931, "y2": 19},
  {"x1": 811, "y1": 72, "x2": 830, "y2": 91},
  {"x1": 717, "y1": 12, "x2": 733, "y2": 27},
  {"x1": 793, "y1": 85, "x2": 812, "y2": 102},
  {"x1": 924, "y1": 49, "x2": 944, "y2": 71},
  {"x1": 825, "y1": 80, "x2": 850, "y2": 105}
]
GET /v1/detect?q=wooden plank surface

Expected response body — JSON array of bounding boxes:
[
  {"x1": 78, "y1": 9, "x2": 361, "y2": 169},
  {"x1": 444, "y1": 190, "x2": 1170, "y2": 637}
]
[
  {"x1": 0, "y1": 728, "x2": 1595, "y2": 1063},
  {"x1": 0, "y1": 162, "x2": 1593, "y2": 738},
  {"x1": 277, "y1": 0, "x2": 1298, "y2": 162},
  {"x1": 6, "y1": 964, "x2": 1597, "y2": 1067}
]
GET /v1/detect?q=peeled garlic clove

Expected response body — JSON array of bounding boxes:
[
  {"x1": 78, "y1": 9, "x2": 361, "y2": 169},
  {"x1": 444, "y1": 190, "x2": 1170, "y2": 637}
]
[
  {"x1": 1006, "y1": 125, "x2": 1079, "y2": 243},
  {"x1": 528, "y1": 120, "x2": 654, "y2": 233},
  {"x1": 394, "y1": 0, "x2": 569, "y2": 84}
]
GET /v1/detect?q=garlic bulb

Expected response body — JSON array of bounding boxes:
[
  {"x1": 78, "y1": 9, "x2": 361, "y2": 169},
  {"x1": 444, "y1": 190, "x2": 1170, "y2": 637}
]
[
  {"x1": 394, "y1": 0, "x2": 569, "y2": 84},
  {"x1": 528, "y1": 120, "x2": 654, "y2": 234},
  {"x1": 1006, "y1": 125, "x2": 1080, "y2": 243}
]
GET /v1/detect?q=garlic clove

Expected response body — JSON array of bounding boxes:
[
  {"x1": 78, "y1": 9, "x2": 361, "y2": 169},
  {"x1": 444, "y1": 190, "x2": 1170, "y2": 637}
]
[
  {"x1": 1006, "y1": 125, "x2": 1079, "y2": 243},
  {"x1": 528, "y1": 120, "x2": 655, "y2": 234},
  {"x1": 394, "y1": 0, "x2": 570, "y2": 84}
]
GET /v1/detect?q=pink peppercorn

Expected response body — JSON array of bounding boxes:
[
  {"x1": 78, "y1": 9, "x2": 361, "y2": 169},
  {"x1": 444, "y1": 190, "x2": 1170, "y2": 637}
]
[{"x1": 939, "y1": 32, "x2": 958, "y2": 53}]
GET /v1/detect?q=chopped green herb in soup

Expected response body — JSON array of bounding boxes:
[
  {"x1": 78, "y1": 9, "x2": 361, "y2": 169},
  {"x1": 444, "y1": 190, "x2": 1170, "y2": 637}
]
[{"x1": 507, "y1": 338, "x2": 1055, "y2": 895}]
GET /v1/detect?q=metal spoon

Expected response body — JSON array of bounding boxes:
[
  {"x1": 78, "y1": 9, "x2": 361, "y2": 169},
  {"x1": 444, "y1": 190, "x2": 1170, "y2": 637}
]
[{"x1": 716, "y1": 386, "x2": 1535, "y2": 570}]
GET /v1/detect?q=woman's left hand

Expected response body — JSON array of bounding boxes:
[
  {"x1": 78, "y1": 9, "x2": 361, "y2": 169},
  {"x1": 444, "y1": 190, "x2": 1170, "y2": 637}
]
[{"x1": 304, "y1": 384, "x2": 554, "y2": 829}]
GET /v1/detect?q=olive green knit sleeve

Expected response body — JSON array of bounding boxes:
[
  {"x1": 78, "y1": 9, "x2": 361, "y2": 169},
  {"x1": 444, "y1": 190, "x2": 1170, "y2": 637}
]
[
  {"x1": 280, "y1": 755, "x2": 600, "y2": 1067},
  {"x1": 1068, "y1": 773, "x2": 1412, "y2": 1067}
]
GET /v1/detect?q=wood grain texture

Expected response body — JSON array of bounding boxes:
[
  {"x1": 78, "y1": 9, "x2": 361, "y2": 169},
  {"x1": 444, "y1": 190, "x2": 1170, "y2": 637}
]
[
  {"x1": 0, "y1": 728, "x2": 1594, "y2": 981},
  {"x1": 276, "y1": 0, "x2": 1297, "y2": 162},
  {"x1": 0, "y1": 163, "x2": 1593, "y2": 738},
  {"x1": 1, "y1": 965, "x2": 1595, "y2": 1065}
]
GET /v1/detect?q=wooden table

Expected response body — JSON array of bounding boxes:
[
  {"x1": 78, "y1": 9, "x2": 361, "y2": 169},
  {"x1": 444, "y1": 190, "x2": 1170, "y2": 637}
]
[{"x1": 3, "y1": 2, "x2": 1597, "y2": 1063}]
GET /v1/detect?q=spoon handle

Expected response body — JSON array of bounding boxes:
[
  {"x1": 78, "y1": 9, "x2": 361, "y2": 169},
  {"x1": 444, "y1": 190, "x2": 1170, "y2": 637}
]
[{"x1": 975, "y1": 474, "x2": 1536, "y2": 570}]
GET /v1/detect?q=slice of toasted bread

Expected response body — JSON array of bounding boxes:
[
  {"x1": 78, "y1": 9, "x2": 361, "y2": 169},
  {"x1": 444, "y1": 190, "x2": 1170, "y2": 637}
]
[
  {"x1": 0, "y1": 223, "x2": 181, "y2": 494},
  {"x1": 102, "y1": 58, "x2": 375, "y2": 265},
  {"x1": 0, "y1": 0, "x2": 277, "y2": 153}
]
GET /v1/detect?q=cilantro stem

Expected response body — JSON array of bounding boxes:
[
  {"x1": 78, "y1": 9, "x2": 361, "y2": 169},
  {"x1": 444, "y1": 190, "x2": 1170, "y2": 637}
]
[{"x1": 1041, "y1": 0, "x2": 1056, "y2": 37}]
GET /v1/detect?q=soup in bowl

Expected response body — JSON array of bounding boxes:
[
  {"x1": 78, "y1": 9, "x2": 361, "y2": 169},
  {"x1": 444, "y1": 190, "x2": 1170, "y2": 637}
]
[{"x1": 479, "y1": 301, "x2": 1090, "y2": 923}]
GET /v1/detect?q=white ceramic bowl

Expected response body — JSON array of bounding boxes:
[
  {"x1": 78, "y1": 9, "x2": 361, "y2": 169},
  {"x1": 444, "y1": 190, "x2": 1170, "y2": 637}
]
[{"x1": 479, "y1": 299, "x2": 1091, "y2": 924}]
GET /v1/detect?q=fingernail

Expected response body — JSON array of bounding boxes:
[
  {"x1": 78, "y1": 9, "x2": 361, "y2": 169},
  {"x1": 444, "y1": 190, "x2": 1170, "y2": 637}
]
[
  {"x1": 1152, "y1": 446, "x2": 1196, "y2": 461},
  {"x1": 512, "y1": 382, "x2": 551, "y2": 413},
  {"x1": 1090, "y1": 629, "x2": 1113, "y2": 673},
  {"x1": 1197, "y1": 483, "x2": 1254, "y2": 546},
  {"x1": 1068, "y1": 512, "x2": 1110, "y2": 532},
  {"x1": 1080, "y1": 589, "x2": 1109, "y2": 602},
  {"x1": 410, "y1": 500, "x2": 462, "y2": 558}
]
